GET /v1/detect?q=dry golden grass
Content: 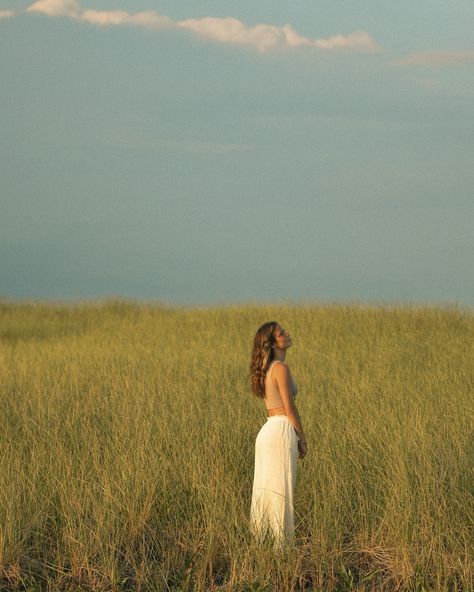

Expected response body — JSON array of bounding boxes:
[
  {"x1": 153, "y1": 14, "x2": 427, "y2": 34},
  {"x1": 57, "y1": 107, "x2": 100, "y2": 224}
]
[{"x1": 0, "y1": 299, "x2": 472, "y2": 592}]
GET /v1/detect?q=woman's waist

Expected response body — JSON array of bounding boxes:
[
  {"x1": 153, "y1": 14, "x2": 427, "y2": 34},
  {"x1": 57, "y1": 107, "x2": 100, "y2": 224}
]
[
  {"x1": 264, "y1": 393, "x2": 296, "y2": 413},
  {"x1": 266, "y1": 406, "x2": 287, "y2": 417}
]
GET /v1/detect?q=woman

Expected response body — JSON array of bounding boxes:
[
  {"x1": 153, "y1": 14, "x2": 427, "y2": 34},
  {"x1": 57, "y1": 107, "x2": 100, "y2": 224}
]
[{"x1": 249, "y1": 321, "x2": 307, "y2": 548}]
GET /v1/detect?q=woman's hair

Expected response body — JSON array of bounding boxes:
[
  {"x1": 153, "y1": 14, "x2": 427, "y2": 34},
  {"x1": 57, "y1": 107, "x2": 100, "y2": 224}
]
[{"x1": 249, "y1": 321, "x2": 279, "y2": 398}]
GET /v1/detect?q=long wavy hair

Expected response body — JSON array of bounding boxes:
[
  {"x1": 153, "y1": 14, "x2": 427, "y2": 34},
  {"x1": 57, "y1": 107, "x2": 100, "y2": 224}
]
[{"x1": 249, "y1": 321, "x2": 279, "y2": 398}]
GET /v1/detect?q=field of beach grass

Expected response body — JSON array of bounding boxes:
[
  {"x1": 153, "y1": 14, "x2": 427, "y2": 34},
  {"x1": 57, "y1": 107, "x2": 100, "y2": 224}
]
[{"x1": 0, "y1": 299, "x2": 472, "y2": 592}]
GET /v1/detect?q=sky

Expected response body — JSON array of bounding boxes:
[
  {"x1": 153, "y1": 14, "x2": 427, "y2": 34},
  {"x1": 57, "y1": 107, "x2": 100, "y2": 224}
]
[{"x1": 1, "y1": 1, "x2": 473, "y2": 308}]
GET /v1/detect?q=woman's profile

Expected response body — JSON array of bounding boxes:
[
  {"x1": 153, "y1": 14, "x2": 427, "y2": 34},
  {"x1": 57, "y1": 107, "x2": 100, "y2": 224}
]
[{"x1": 249, "y1": 321, "x2": 307, "y2": 548}]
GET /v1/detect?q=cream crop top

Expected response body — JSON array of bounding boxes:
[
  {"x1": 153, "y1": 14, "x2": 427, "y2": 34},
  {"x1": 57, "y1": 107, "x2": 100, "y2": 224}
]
[{"x1": 264, "y1": 360, "x2": 298, "y2": 410}]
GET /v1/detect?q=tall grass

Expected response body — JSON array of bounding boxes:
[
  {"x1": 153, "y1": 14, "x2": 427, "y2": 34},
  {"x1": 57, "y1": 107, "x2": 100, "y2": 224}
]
[{"x1": 0, "y1": 300, "x2": 472, "y2": 591}]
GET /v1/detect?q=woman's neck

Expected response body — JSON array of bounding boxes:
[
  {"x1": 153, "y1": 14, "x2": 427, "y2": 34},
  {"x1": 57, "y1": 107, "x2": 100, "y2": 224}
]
[{"x1": 273, "y1": 348, "x2": 286, "y2": 362}]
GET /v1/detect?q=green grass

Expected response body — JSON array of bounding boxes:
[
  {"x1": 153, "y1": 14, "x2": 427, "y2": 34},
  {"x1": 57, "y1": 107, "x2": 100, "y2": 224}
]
[{"x1": 0, "y1": 299, "x2": 472, "y2": 591}]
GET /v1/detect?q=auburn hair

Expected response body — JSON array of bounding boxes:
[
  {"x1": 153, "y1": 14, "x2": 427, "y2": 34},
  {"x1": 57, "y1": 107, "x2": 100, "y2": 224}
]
[{"x1": 249, "y1": 321, "x2": 279, "y2": 398}]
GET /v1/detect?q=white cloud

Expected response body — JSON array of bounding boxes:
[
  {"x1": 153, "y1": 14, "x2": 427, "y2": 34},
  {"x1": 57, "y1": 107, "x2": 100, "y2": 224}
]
[
  {"x1": 177, "y1": 17, "x2": 380, "y2": 53},
  {"x1": 80, "y1": 9, "x2": 129, "y2": 26},
  {"x1": 79, "y1": 9, "x2": 172, "y2": 28},
  {"x1": 0, "y1": 10, "x2": 15, "y2": 19},
  {"x1": 177, "y1": 17, "x2": 309, "y2": 52},
  {"x1": 27, "y1": 0, "x2": 80, "y2": 18},
  {"x1": 313, "y1": 30, "x2": 380, "y2": 52},
  {"x1": 125, "y1": 11, "x2": 173, "y2": 30},
  {"x1": 27, "y1": 1, "x2": 175, "y2": 29},
  {"x1": 393, "y1": 50, "x2": 474, "y2": 67},
  {"x1": 25, "y1": 0, "x2": 380, "y2": 54}
]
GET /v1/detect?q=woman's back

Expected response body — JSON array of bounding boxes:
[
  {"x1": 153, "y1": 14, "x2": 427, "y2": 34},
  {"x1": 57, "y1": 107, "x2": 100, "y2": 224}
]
[{"x1": 264, "y1": 360, "x2": 298, "y2": 410}]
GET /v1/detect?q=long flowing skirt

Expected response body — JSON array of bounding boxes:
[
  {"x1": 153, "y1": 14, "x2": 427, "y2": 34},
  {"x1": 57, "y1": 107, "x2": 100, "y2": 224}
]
[{"x1": 250, "y1": 415, "x2": 299, "y2": 548}]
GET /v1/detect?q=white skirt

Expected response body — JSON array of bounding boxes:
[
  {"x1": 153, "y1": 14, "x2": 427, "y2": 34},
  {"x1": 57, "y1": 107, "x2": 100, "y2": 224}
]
[{"x1": 250, "y1": 415, "x2": 299, "y2": 548}]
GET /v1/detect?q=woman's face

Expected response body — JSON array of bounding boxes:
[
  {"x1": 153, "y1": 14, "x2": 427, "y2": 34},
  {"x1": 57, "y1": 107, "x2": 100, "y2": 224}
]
[{"x1": 273, "y1": 324, "x2": 293, "y2": 350}]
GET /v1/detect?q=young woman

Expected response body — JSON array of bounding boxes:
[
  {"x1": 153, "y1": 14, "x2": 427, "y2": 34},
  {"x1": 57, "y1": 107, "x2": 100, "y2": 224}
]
[{"x1": 249, "y1": 321, "x2": 307, "y2": 548}]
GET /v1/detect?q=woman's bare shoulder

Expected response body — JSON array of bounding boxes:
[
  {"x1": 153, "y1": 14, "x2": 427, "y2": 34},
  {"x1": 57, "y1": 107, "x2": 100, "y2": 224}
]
[{"x1": 272, "y1": 361, "x2": 291, "y2": 377}]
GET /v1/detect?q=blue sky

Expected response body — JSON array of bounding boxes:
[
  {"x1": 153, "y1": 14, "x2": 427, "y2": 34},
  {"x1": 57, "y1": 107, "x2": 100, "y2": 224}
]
[{"x1": 1, "y1": 1, "x2": 473, "y2": 307}]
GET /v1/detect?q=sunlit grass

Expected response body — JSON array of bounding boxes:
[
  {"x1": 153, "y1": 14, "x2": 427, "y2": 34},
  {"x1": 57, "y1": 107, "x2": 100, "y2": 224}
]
[{"x1": 0, "y1": 299, "x2": 472, "y2": 591}]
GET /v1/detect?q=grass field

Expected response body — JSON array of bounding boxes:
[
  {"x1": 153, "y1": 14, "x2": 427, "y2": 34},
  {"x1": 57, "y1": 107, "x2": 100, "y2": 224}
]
[{"x1": 0, "y1": 300, "x2": 472, "y2": 592}]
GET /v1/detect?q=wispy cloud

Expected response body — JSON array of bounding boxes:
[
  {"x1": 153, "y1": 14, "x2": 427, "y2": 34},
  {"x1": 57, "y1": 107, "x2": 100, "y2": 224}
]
[
  {"x1": 177, "y1": 18, "x2": 379, "y2": 53},
  {"x1": 25, "y1": 0, "x2": 380, "y2": 54},
  {"x1": 80, "y1": 9, "x2": 172, "y2": 29},
  {"x1": 393, "y1": 50, "x2": 474, "y2": 67},
  {"x1": 177, "y1": 17, "x2": 309, "y2": 53},
  {"x1": 0, "y1": 10, "x2": 15, "y2": 19},
  {"x1": 27, "y1": 0, "x2": 79, "y2": 18},
  {"x1": 27, "y1": 0, "x2": 172, "y2": 28},
  {"x1": 313, "y1": 31, "x2": 378, "y2": 51}
]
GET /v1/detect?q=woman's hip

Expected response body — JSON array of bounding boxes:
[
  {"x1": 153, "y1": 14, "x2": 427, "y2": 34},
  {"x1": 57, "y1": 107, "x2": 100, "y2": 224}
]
[{"x1": 256, "y1": 416, "x2": 298, "y2": 448}]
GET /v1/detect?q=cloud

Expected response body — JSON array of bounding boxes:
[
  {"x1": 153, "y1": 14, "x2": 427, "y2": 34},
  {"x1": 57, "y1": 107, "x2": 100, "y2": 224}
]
[
  {"x1": 177, "y1": 18, "x2": 380, "y2": 53},
  {"x1": 177, "y1": 17, "x2": 303, "y2": 53},
  {"x1": 80, "y1": 9, "x2": 172, "y2": 28},
  {"x1": 80, "y1": 9, "x2": 129, "y2": 26},
  {"x1": 393, "y1": 50, "x2": 474, "y2": 67},
  {"x1": 27, "y1": 0, "x2": 172, "y2": 28},
  {"x1": 313, "y1": 30, "x2": 379, "y2": 52},
  {"x1": 25, "y1": 0, "x2": 380, "y2": 54},
  {"x1": 27, "y1": 0, "x2": 80, "y2": 17},
  {"x1": 122, "y1": 11, "x2": 173, "y2": 30},
  {"x1": 176, "y1": 17, "x2": 324, "y2": 53},
  {"x1": 0, "y1": 10, "x2": 15, "y2": 19}
]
